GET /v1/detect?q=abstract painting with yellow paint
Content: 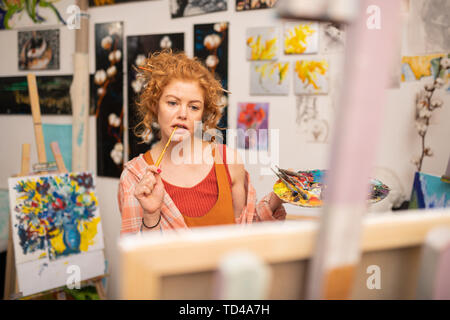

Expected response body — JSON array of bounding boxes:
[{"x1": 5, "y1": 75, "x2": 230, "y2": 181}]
[
  {"x1": 250, "y1": 61, "x2": 290, "y2": 95},
  {"x1": 284, "y1": 22, "x2": 319, "y2": 55},
  {"x1": 246, "y1": 26, "x2": 279, "y2": 60},
  {"x1": 8, "y1": 172, "x2": 104, "y2": 264},
  {"x1": 401, "y1": 54, "x2": 447, "y2": 82},
  {"x1": 294, "y1": 59, "x2": 329, "y2": 95}
]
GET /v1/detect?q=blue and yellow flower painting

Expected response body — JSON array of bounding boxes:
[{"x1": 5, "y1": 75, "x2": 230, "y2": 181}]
[{"x1": 9, "y1": 172, "x2": 104, "y2": 264}]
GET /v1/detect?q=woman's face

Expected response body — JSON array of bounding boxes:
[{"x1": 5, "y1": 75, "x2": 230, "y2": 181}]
[{"x1": 157, "y1": 79, "x2": 205, "y2": 142}]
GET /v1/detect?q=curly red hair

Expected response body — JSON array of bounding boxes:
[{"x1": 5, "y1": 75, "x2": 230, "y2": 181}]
[{"x1": 133, "y1": 49, "x2": 226, "y2": 141}]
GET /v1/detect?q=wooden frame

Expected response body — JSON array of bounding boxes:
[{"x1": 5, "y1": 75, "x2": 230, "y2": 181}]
[{"x1": 119, "y1": 209, "x2": 450, "y2": 299}]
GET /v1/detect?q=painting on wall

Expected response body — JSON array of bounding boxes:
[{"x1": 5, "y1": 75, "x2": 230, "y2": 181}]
[
  {"x1": 194, "y1": 22, "x2": 229, "y2": 143},
  {"x1": 170, "y1": 0, "x2": 227, "y2": 18},
  {"x1": 250, "y1": 61, "x2": 289, "y2": 95},
  {"x1": 236, "y1": 0, "x2": 277, "y2": 11},
  {"x1": 89, "y1": 0, "x2": 148, "y2": 6},
  {"x1": 407, "y1": 0, "x2": 450, "y2": 55},
  {"x1": 320, "y1": 22, "x2": 345, "y2": 54},
  {"x1": 0, "y1": 75, "x2": 97, "y2": 115},
  {"x1": 409, "y1": 172, "x2": 450, "y2": 209},
  {"x1": 293, "y1": 59, "x2": 329, "y2": 95},
  {"x1": 237, "y1": 102, "x2": 268, "y2": 150},
  {"x1": 0, "y1": 75, "x2": 74, "y2": 114},
  {"x1": 18, "y1": 29, "x2": 60, "y2": 70},
  {"x1": 246, "y1": 27, "x2": 279, "y2": 61},
  {"x1": 284, "y1": 22, "x2": 319, "y2": 55},
  {"x1": 401, "y1": 54, "x2": 448, "y2": 82},
  {"x1": 94, "y1": 22, "x2": 124, "y2": 178},
  {"x1": 295, "y1": 96, "x2": 331, "y2": 143},
  {"x1": 127, "y1": 33, "x2": 184, "y2": 160},
  {"x1": 0, "y1": 0, "x2": 69, "y2": 29},
  {"x1": 8, "y1": 172, "x2": 105, "y2": 296}
]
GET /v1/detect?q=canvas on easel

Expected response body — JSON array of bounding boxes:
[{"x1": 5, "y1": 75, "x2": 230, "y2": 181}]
[
  {"x1": 3, "y1": 73, "x2": 106, "y2": 299},
  {"x1": 7, "y1": 171, "x2": 105, "y2": 297}
]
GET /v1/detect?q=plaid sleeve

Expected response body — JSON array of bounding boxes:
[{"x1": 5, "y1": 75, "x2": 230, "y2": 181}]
[
  {"x1": 118, "y1": 169, "x2": 144, "y2": 235},
  {"x1": 236, "y1": 172, "x2": 286, "y2": 224}
]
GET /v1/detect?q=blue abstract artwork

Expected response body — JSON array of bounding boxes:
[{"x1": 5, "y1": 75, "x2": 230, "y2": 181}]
[{"x1": 409, "y1": 172, "x2": 450, "y2": 209}]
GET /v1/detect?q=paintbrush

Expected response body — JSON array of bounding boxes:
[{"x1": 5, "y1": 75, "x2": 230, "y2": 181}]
[
  {"x1": 138, "y1": 66, "x2": 152, "y2": 72},
  {"x1": 276, "y1": 166, "x2": 309, "y2": 179},
  {"x1": 271, "y1": 168, "x2": 299, "y2": 197},
  {"x1": 155, "y1": 126, "x2": 177, "y2": 167},
  {"x1": 276, "y1": 169, "x2": 308, "y2": 200}
]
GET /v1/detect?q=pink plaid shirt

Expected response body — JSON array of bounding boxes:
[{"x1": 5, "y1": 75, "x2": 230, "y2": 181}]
[{"x1": 118, "y1": 153, "x2": 286, "y2": 235}]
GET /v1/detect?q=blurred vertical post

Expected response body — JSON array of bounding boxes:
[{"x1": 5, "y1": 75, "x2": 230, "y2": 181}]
[
  {"x1": 304, "y1": 0, "x2": 402, "y2": 299},
  {"x1": 71, "y1": 0, "x2": 89, "y2": 172}
]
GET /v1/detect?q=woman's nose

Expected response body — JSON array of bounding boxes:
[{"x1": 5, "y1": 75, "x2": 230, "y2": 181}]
[{"x1": 177, "y1": 104, "x2": 188, "y2": 119}]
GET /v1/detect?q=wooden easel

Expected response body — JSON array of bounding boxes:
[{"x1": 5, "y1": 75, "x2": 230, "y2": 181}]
[{"x1": 3, "y1": 74, "x2": 106, "y2": 300}]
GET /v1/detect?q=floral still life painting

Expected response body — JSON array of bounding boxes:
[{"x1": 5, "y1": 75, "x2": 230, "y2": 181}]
[
  {"x1": 8, "y1": 172, "x2": 105, "y2": 297},
  {"x1": 284, "y1": 22, "x2": 319, "y2": 55},
  {"x1": 294, "y1": 59, "x2": 329, "y2": 95},
  {"x1": 250, "y1": 61, "x2": 289, "y2": 95},
  {"x1": 237, "y1": 102, "x2": 268, "y2": 150},
  {"x1": 8, "y1": 172, "x2": 104, "y2": 264},
  {"x1": 246, "y1": 27, "x2": 279, "y2": 60}
]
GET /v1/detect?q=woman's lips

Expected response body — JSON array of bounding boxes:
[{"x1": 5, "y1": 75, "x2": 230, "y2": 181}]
[{"x1": 173, "y1": 126, "x2": 189, "y2": 134}]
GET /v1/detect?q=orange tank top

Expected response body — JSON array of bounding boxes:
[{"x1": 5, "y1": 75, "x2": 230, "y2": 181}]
[{"x1": 144, "y1": 144, "x2": 235, "y2": 228}]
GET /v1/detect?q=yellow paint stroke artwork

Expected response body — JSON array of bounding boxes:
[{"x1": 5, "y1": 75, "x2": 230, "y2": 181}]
[
  {"x1": 247, "y1": 35, "x2": 277, "y2": 60},
  {"x1": 255, "y1": 62, "x2": 289, "y2": 85},
  {"x1": 401, "y1": 54, "x2": 445, "y2": 82},
  {"x1": 295, "y1": 60, "x2": 328, "y2": 90},
  {"x1": 285, "y1": 24, "x2": 317, "y2": 54}
]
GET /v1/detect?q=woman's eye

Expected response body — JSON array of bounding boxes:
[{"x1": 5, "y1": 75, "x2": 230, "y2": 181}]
[
  {"x1": 190, "y1": 105, "x2": 199, "y2": 110},
  {"x1": 168, "y1": 101, "x2": 177, "y2": 106}
]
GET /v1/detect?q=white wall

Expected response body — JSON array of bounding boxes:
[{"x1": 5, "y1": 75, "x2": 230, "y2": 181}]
[{"x1": 1, "y1": 0, "x2": 449, "y2": 299}]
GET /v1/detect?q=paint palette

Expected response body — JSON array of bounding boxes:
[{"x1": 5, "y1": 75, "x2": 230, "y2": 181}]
[{"x1": 273, "y1": 169, "x2": 390, "y2": 207}]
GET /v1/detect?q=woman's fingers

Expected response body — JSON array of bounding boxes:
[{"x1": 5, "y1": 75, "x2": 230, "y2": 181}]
[
  {"x1": 146, "y1": 165, "x2": 160, "y2": 175},
  {"x1": 135, "y1": 165, "x2": 163, "y2": 199},
  {"x1": 141, "y1": 174, "x2": 156, "y2": 188},
  {"x1": 135, "y1": 185, "x2": 148, "y2": 199},
  {"x1": 142, "y1": 165, "x2": 162, "y2": 185},
  {"x1": 153, "y1": 173, "x2": 165, "y2": 195}
]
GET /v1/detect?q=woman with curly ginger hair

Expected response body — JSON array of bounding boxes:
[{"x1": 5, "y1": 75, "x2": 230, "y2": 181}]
[{"x1": 119, "y1": 50, "x2": 286, "y2": 235}]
